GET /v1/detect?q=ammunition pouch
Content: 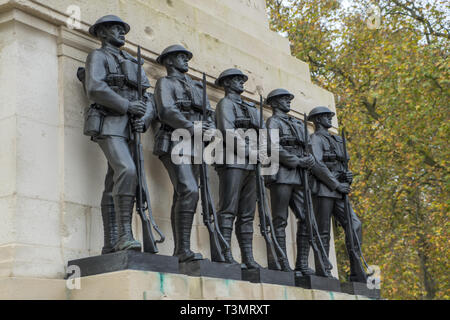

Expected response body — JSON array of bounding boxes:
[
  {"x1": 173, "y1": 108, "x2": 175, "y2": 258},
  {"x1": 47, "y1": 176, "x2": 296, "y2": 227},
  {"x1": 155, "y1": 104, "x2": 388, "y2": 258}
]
[
  {"x1": 323, "y1": 151, "x2": 337, "y2": 163},
  {"x1": 120, "y1": 59, "x2": 150, "y2": 91},
  {"x1": 153, "y1": 125, "x2": 173, "y2": 156},
  {"x1": 175, "y1": 99, "x2": 207, "y2": 116},
  {"x1": 234, "y1": 116, "x2": 259, "y2": 130},
  {"x1": 106, "y1": 74, "x2": 126, "y2": 91},
  {"x1": 83, "y1": 104, "x2": 106, "y2": 137},
  {"x1": 280, "y1": 136, "x2": 304, "y2": 147},
  {"x1": 235, "y1": 117, "x2": 251, "y2": 129},
  {"x1": 176, "y1": 99, "x2": 193, "y2": 112}
]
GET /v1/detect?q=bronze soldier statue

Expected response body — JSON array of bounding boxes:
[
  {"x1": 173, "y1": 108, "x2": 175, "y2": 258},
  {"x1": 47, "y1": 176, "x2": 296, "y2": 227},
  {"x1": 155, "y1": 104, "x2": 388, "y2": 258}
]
[
  {"x1": 308, "y1": 106, "x2": 367, "y2": 282},
  {"x1": 81, "y1": 15, "x2": 155, "y2": 253},
  {"x1": 214, "y1": 68, "x2": 262, "y2": 269},
  {"x1": 153, "y1": 44, "x2": 215, "y2": 263},
  {"x1": 264, "y1": 89, "x2": 316, "y2": 273}
]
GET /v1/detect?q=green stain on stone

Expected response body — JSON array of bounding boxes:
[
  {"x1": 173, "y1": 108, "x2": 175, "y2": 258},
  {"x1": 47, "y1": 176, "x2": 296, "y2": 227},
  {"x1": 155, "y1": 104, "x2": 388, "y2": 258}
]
[{"x1": 159, "y1": 273, "x2": 165, "y2": 294}]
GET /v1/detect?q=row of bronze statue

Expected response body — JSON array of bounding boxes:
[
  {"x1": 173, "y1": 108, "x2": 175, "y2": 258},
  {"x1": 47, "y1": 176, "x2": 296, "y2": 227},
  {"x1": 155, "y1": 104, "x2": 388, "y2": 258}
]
[{"x1": 78, "y1": 15, "x2": 371, "y2": 283}]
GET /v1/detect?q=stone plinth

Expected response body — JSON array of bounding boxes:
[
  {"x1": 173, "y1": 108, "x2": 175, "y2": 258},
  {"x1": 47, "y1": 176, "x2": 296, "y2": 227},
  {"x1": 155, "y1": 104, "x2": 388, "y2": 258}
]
[
  {"x1": 0, "y1": 270, "x2": 376, "y2": 300},
  {"x1": 68, "y1": 251, "x2": 179, "y2": 277}
]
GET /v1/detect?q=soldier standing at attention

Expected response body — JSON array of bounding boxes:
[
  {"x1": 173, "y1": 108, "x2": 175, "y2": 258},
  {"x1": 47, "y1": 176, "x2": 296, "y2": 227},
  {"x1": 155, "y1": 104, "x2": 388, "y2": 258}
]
[
  {"x1": 308, "y1": 106, "x2": 366, "y2": 282},
  {"x1": 214, "y1": 68, "x2": 263, "y2": 269},
  {"x1": 264, "y1": 89, "x2": 316, "y2": 273},
  {"x1": 153, "y1": 45, "x2": 215, "y2": 263},
  {"x1": 83, "y1": 15, "x2": 155, "y2": 253}
]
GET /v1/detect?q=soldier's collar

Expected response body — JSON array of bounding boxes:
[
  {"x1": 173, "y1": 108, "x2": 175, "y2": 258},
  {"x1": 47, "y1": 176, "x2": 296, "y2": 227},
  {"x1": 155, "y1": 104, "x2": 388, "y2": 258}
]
[
  {"x1": 167, "y1": 72, "x2": 189, "y2": 82},
  {"x1": 226, "y1": 93, "x2": 243, "y2": 104},
  {"x1": 273, "y1": 109, "x2": 290, "y2": 119},
  {"x1": 316, "y1": 127, "x2": 331, "y2": 136},
  {"x1": 102, "y1": 43, "x2": 121, "y2": 56}
]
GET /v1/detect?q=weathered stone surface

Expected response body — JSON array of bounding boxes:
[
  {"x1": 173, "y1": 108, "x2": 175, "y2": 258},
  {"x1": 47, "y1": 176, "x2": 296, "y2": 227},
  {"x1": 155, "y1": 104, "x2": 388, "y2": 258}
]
[
  {"x1": 228, "y1": 278, "x2": 262, "y2": 300},
  {"x1": 285, "y1": 285, "x2": 313, "y2": 300},
  {"x1": 261, "y1": 283, "x2": 288, "y2": 300},
  {"x1": 0, "y1": 277, "x2": 66, "y2": 300},
  {"x1": 0, "y1": 270, "x2": 362, "y2": 300},
  {"x1": 311, "y1": 289, "x2": 335, "y2": 300}
]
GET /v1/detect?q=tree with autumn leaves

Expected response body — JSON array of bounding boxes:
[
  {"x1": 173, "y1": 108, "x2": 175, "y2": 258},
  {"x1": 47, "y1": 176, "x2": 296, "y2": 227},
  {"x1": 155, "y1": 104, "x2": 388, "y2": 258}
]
[{"x1": 266, "y1": 0, "x2": 449, "y2": 299}]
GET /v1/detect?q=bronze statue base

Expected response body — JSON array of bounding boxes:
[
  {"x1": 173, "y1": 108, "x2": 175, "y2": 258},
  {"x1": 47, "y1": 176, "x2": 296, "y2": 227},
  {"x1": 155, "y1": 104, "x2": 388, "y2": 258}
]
[
  {"x1": 67, "y1": 251, "x2": 179, "y2": 277},
  {"x1": 242, "y1": 268, "x2": 295, "y2": 286},
  {"x1": 341, "y1": 281, "x2": 380, "y2": 299},
  {"x1": 295, "y1": 273, "x2": 341, "y2": 292},
  {"x1": 179, "y1": 259, "x2": 242, "y2": 280}
]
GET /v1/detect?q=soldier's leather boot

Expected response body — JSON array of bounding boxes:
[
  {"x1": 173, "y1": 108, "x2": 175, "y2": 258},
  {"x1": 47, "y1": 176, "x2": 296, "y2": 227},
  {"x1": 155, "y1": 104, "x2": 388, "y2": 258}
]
[
  {"x1": 237, "y1": 232, "x2": 261, "y2": 270},
  {"x1": 215, "y1": 215, "x2": 238, "y2": 264},
  {"x1": 101, "y1": 204, "x2": 118, "y2": 254},
  {"x1": 275, "y1": 235, "x2": 293, "y2": 272},
  {"x1": 318, "y1": 234, "x2": 335, "y2": 278},
  {"x1": 347, "y1": 241, "x2": 368, "y2": 283},
  {"x1": 174, "y1": 212, "x2": 203, "y2": 263},
  {"x1": 113, "y1": 195, "x2": 141, "y2": 252},
  {"x1": 294, "y1": 234, "x2": 315, "y2": 275}
]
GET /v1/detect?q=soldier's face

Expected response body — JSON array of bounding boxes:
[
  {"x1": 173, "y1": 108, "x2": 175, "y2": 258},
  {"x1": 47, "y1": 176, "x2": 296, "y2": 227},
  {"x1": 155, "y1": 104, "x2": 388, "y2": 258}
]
[
  {"x1": 226, "y1": 76, "x2": 245, "y2": 94},
  {"x1": 274, "y1": 95, "x2": 291, "y2": 112},
  {"x1": 170, "y1": 52, "x2": 190, "y2": 73},
  {"x1": 101, "y1": 24, "x2": 126, "y2": 47},
  {"x1": 317, "y1": 113, "x2": 333, "y2": 128}
]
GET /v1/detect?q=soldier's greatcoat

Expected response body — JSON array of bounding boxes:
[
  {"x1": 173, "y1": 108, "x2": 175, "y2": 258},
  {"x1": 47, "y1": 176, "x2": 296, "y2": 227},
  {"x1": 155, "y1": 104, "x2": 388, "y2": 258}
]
[
  {"x1": 215, "y1": 92, "x2": 264, "y2": 239},
  {"x1": 265, "y1": 111, "x2": 311, "y2": 270},
  {"x1": 310, "y1": 129, "x2": 348, "y2": 199},
  {"x1": 309, "y1": 127, "x2": 362, "y2": 262},
  {"x1": 215, "y1": 93, "x2": 262, "y2": 171},
  {"x1": 85, "y1": 43, "x2": 154, "y2": 139},
  {"x1": 265, "y1": 112, "x2": 306, "y2": 186},
  {"x1": 84, "y1": 43, "x2": 155, "y2": 200},
  {"x1": 153, "y1": 72, "x2": 214, "y2": 210}
]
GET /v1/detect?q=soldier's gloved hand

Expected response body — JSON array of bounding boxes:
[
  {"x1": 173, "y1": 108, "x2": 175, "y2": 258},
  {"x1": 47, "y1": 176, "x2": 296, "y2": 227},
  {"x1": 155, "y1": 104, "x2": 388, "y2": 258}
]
[
  {"x1": 297, "y1": 154, "x2": 315, "y2": 169},
  {"x1": 128, "y1": 100, "x2": 147, "y2": 118},
  {"x1": 345, "y1": 171, "x2": 353, "y2": 184},
  {"x1": 336, "y1": 183, "x2": 351, "y2": 194},
  {"x1": 131, "y1": 118, "x2": 145, "y2": 133}
]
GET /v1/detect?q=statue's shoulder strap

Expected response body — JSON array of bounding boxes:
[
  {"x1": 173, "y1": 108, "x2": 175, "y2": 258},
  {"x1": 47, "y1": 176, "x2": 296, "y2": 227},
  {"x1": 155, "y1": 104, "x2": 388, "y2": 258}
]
[
  {"x1": 97, "y1": 48, "x2": 119, "y2": 74},
  {"x1": 315, "y1": 131, "x2": 334, "y2": 151},
  {"x1": 121, "y1": 50, "x2": 140, "y2": 64},
  {"x1": 240, "y1": 100, "x2": 255, "y2": 108}
]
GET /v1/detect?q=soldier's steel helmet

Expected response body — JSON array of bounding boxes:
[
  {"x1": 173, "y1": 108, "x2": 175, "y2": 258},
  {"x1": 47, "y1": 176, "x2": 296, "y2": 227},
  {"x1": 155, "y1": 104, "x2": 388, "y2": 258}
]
[
  {"x1": 266, "y1": 88, "x2": 294, "y2": 104},
  {"x1": 156, "y1": 44, "x2": 193, "y2": 65},
  {"x1": 307, "y1": 106, "x2": 335, "y2": 121},
  {"x1": 89, "y1": 15, "x2": 130, "y2": 37},
  {"x1": 215, "y1": 68, "x2": 248, "y2": 87}
]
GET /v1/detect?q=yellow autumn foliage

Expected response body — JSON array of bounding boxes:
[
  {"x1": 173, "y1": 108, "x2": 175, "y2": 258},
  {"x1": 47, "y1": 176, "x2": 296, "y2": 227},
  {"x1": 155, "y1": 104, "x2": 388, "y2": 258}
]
[{"x1": 267, "y1": 0, "x2": 449, "y2": 300}]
